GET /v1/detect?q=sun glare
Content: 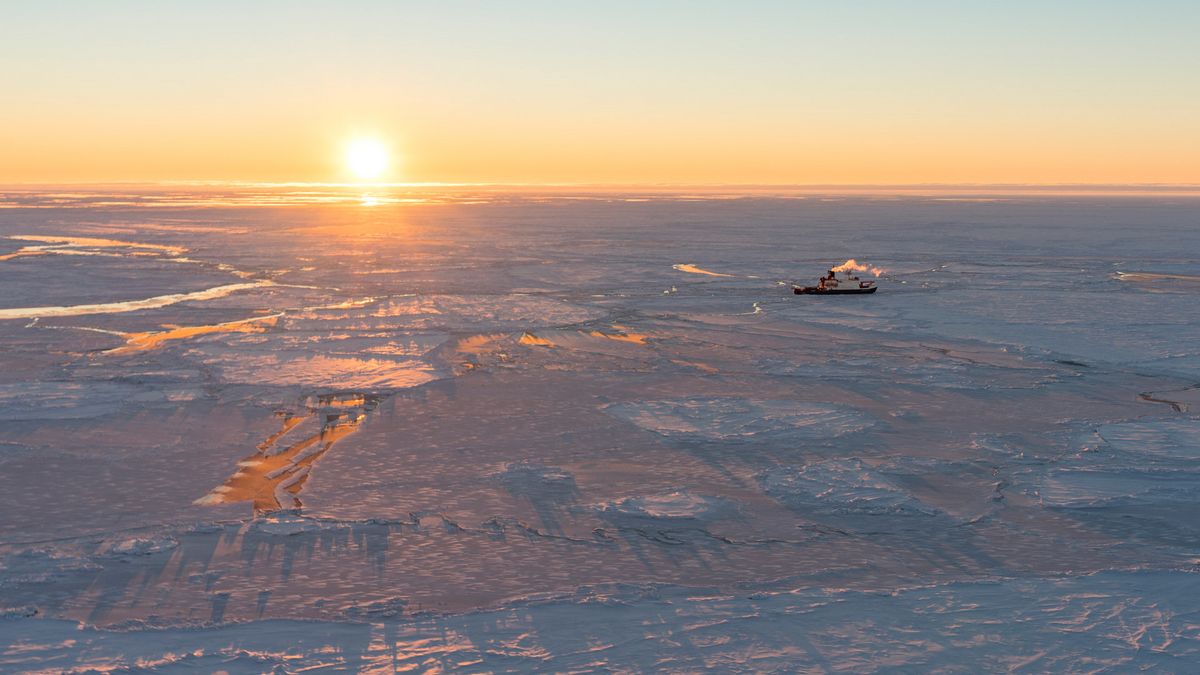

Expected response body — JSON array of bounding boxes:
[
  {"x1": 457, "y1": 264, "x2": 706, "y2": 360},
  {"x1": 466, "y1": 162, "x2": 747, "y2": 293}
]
[{"x1": 345, "y1": 139, "x2": 388, "y2": 180}]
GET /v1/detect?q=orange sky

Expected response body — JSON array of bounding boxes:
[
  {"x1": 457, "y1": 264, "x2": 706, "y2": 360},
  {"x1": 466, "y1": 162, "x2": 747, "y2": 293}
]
[{"x1": 2, "y1": 2, "x2": 1197, "y2": 185}]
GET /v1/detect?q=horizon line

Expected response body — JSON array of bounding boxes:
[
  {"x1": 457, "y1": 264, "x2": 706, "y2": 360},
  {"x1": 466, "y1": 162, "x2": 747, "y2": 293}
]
[{"x1": 3, "y1": 180, "x2": 1200, "y2": 191}]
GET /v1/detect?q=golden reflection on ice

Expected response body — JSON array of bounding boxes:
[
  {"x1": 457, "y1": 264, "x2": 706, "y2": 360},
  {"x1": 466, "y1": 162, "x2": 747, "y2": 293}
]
[
  {"x1": 0, "y1": 248, "x2": 48, "y2": 262},
  {"x1": 0, "y1": 233, "x2": 191, "y2": 264},
  {"x1": 673, "y1": 263, "x2": 735, "y2": 277},
  {"x1": 196, "y1": 393, "x2": 378, "y2": 514},
  {"x1": 454, "y1": 334, "x2": 507, "y2": 355},
  {"x1": 292, "y1": 297, "x2": 379, "y2": 318},
  {"x1": 588, "y1": 326, "x2": 650, "y2": 344},
  {"x1": 670, "y1": 359, "x2": 719, "y2": 374},
  {"x1": 518, "y1": 332, "x2": 556, "y2": 347},
  {"x1": 7, "y1": 235, "x2": 188, "y2": 255},
  {"x1": 105, "y1": 313, "x2": 281, "y2": 355}
]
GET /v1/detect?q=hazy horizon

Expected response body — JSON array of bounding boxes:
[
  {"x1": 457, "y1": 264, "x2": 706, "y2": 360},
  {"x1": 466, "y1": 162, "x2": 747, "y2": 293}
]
[{"x1": 5, "y1": 179, "x2": 1200, "y2": 192}]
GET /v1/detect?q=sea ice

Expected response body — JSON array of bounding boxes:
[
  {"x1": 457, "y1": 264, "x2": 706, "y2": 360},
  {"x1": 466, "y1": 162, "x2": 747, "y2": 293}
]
[
  {"x1": 603, "y1": 397, "x2": 872, "y2": 442},
  {"x1": 760, "y1": 458, "x2": 940, "y2": 516},
  {"x1": 101, "y1": 536, "x2": 179, "y2": 557},
  {"x1": 3, "y1": 188, "x2": 1200, "y2": 670},
  {"x1": 591, "y1": 490, "x2": 734, "y2": 521},
  {"x1": 0, "y1": 382, "x2": 136, "y2": 420}
]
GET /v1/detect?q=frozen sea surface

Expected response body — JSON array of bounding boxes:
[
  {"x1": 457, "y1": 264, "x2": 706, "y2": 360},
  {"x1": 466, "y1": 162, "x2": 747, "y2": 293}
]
[{"x1": 1, "y1": 186, "x2": 1199, "y2": 671}]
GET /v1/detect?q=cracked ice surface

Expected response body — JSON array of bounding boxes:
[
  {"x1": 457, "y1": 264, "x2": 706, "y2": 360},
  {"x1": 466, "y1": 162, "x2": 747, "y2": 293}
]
[
  {"x1": 603, "y1": 397, "x2": 872, "y2": 442},
  {"x1": 1, "y1": 186, "x2": 1199, "y2": 671}
]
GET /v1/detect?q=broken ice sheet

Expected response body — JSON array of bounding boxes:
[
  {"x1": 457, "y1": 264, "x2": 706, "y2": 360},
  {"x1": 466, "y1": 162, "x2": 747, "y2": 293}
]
[
  {"x1": 3, "y1": 190, "x2": 1200, "y2": 670},
  {"x1": 603, "y1": 397, "x2": 872, "y2": 442},
  {"x1": 760, "y1": 458, "x2": 941, "y2": 517}
]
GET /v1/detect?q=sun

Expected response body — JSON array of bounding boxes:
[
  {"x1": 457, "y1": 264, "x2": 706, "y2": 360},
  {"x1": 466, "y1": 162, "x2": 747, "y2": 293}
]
[{"x1": 345, "y1": 138, "x2": 388, "y2": 180}]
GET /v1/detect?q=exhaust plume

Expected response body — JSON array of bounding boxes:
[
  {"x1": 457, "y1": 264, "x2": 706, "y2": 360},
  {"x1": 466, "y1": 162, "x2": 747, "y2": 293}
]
[{"x1": 832, "y1": 259, "x2": 885, "y2": 277}]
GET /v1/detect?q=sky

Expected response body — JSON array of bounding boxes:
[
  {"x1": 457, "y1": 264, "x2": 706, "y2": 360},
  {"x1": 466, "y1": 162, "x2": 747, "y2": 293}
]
[{"x1": 1, "y1": 1, "x2": 1198, "y2": 185}]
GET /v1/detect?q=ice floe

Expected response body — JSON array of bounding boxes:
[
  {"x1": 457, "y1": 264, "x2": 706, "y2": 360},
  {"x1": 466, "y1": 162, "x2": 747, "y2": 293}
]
[
  {"x1": 5, "y1": 189, "x2": 1200, "y2": 669},
  {"x1": 197, "y1": 352, "x2": 446, "y2": 389},
  {"x1": 493, "y1": 462, "x2": 577, "y2": 495},
  {"x1": 1095, "y1": 419, "x2": 1200, "y2": 461},
  {"x1": 1, "y1": 570, "x2": 1196, "y2": 672},
  {"x1": 603, "y1": 397, "x2": 872, "y2": 442},
  {"x1": 247, "y1": 514, "x2": 348, "y2": 537},
  {"x1": 591, "y1": 490, "x2": 735, "y2": 522},
  {"x1": 0, "y1": 281, "x2": 275, "y2": 320},
  {"x1": 0, "y1": 605, "x2": 37, "y2": 619},
  {"x1": 0, "y1": 549, "x2": 100, "y2": 587},
  {"x1": 760, "y1": 459, "x2": 940, "y2": 516},
  {"x1": 1031, "y1": 469, "x2": 1200, "y2": 508},
  {"x1": 1017, "y1": 419, "x2": 1200, "y2": 508},
  {"x1": 0, "y1": 381, "x2": 156, "y2": 420},
  {"x1": 368, "y1": 294, "x2": 603, "y2": 330},
  {"x1": 101, "y1": 536, "x2": 179, "y2": 557}
]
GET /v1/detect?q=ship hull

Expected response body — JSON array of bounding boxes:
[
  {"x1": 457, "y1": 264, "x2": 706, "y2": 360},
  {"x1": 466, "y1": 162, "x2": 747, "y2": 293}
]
[{"x1": 793, "y1": 286, "x2": 878, "y2": 295}]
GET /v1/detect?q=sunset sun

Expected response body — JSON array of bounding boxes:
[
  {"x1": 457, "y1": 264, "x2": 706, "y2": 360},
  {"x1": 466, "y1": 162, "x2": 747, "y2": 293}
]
[{"x1": 345, "y1": 138, "x2": 388, "y2": 180}]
